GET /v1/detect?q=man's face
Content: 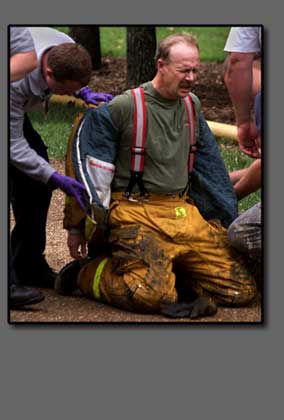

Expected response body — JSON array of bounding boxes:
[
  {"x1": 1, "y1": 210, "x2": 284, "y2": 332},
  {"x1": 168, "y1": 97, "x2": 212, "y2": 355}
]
[
  {"x1": 46, "y1": 70, "x2": 82, "y2": 95},
  {"x1": 158, "y1": 43, "x2": 200, "y2": 99}
]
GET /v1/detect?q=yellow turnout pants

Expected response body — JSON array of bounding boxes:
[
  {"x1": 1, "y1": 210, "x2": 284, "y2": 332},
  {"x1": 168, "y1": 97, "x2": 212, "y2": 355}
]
[{"x1": 77, "y1": 194, "x2": 257, "y2": 313}]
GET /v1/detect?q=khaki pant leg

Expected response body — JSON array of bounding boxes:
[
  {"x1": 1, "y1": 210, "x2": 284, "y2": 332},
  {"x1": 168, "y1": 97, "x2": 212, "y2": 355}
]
[
  {"x1": 100, "y1": 224, "x2": 178, "y2": 313},
  {"x1": 77, "y1": 225, "x2": 178, "y2": 313},
  {"x1": 77, "y1": 255, "x2": 109, "y2": 299}
]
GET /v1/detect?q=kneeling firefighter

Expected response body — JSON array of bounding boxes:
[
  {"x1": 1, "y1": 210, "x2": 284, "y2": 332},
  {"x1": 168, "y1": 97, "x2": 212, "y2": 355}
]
[
  {"x1": 56, "y1": 92, "x2": 256, "y2": 319},
  {"x1": 56, "y1": 34, "x2": 256, "y2": 319}
]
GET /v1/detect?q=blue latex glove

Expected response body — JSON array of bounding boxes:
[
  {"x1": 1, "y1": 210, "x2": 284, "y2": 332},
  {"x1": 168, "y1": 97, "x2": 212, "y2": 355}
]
[
  {"x1": 78, "y1": 86, "x2": 113, "y2": 105},
  {"x1": 48, "y1": 172, "x2": 87, "y2": 211}
]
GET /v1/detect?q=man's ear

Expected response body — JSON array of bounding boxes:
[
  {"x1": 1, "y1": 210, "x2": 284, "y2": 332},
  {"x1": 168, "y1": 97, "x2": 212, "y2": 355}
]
[
  {"x1": 157, "y1": 59, "x2": 166, "y2": 72},
  {"x1": 46, "y1": 67, "x2": 54, "y2": 79}
]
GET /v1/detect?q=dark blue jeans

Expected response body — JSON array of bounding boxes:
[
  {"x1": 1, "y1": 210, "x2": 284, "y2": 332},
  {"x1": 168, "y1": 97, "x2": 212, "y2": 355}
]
[
  {"x1": 10, "y1": 115, "x2": 52, "y2": 286},
  {"x1": 254, "y1": 91, "x2": 261, "y2": 131}
]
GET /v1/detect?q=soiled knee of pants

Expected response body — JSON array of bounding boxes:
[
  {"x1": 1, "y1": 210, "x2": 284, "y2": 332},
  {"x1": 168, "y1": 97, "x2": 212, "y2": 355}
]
[
  {"x1": 109, "y1": 224, "x2": 168, "y2": 273},
  {"x1": 229, "y1": 282, "x2": 257, "y2": 306},
  {"x1": 109, "y1": 225, "x2": 177, "y2": 311}
]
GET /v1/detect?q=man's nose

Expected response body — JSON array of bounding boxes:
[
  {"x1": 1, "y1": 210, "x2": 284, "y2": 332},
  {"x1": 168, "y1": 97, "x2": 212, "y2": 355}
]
[{"x1": 184, "y1": 71, "x2": 195, "y2": 82}]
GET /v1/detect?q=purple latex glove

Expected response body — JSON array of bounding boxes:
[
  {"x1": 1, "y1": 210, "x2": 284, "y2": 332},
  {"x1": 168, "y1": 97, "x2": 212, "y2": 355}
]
[
  {"x1": 78, "y1": 86, "x2": 113, "y2": 105},
  {"x1": 48, "y1": 172, "x2": 87, "y2": 211}
]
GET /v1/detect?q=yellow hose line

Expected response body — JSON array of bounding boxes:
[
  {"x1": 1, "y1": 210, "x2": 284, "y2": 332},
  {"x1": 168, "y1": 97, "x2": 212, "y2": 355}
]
[
  {"x1": 207, "y1": 120, "x2": 237, "y2": 141},
  {"x1": 50, "y1": 95, "x2": 238, "y2": 141}
]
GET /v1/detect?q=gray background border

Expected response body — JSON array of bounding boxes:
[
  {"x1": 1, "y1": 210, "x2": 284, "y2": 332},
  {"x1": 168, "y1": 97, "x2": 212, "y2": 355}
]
[{"x1": 1, "y1": 1, "x2": 282, "y2": 418}]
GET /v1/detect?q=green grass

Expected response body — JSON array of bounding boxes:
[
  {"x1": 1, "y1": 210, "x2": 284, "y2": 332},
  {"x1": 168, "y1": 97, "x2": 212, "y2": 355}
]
[
  {"x1": 100, "y1": 27, "x2": 126, "y2": 57},
  {"x1": 53, "y1": 26, "x2": 230, "y2": 61},
  {"x1": 30, "y1": 103, "x2": 79, "y2": 160},
  {"x1": 30, "y1": 102, "x2": 260, "y2": 213},
  {"x1": 219, "y1": 140, "x2": 261, "y2": 213}
]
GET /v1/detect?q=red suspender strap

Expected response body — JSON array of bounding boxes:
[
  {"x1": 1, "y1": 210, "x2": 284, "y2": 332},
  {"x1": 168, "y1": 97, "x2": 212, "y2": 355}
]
[
  {"x1": 183, "y1": 95, "x2": 197, "y2": 174},
  {"x1": 131, "y1": 87, "x2": 147, "y2": 172},
  {"x1": 126, "y1": 90, "x2": 196, "y2": 198},
  {"x1": 124, "y1": 87, "x2": 148, "y2": 198}
]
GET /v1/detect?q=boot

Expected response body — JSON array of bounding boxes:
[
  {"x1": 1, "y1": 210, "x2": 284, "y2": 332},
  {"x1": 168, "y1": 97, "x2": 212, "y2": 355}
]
[
  {"x1": 10, "y1": 285, "x2": 45, "y2": 309},
  {"x1": 54, "y1": 260, "x2": 82, "y2": 296}
]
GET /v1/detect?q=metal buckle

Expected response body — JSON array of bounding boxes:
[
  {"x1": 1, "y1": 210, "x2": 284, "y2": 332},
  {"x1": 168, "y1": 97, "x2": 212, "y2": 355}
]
[{"x1": 125, "y1": 193, "x2": 149, "y2": 203}]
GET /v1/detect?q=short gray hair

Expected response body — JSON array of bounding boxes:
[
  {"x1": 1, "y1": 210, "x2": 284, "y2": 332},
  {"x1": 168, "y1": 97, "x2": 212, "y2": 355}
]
[{"x1": 154, "y1": 33, "x2": 199, "y2": 64}]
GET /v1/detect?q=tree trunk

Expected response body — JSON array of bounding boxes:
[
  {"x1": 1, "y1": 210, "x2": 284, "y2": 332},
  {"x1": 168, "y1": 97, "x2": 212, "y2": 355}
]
[
  {"x1": 127, "y1": 26, "x2": 156, "y2": 88},
  {"x1": 69, "y1": 26, "x2": 102, "y2": 70}
]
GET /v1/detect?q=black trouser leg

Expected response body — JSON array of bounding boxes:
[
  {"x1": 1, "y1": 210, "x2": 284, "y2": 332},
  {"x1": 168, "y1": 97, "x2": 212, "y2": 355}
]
[
  {"x1": 9, "y1": 254, "x2": 18, "y2": 286},
  {"x1": 10, "y1": 114, "x2": 52, "y2": 285}
]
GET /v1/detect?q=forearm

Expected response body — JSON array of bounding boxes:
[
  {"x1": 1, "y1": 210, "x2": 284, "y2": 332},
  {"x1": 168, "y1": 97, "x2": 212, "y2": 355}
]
[
  {"x1": 229, "y1": 168, "x2": 248, "y2": 185},
  {"x1": 10, "y1": 134, "x2": 55, "y2": 183},
  {"x1": 234, "y1": 158, "x2": 261, "y2": 200},
  {"x1": 10, "y1": 91, "x2": 55, "y2": 182},
  {"x1": 224, "y1": 52, "x2": 254, "y2": 125}
]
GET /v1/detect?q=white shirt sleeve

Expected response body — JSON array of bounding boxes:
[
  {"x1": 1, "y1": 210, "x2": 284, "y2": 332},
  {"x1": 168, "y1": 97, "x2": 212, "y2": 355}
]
[
  {"x1": 10, "y1": 27, "x2": 35, "y2": 56},
  {"x1": 224, "y1": 27, "x2": 261, "y2": 53}
]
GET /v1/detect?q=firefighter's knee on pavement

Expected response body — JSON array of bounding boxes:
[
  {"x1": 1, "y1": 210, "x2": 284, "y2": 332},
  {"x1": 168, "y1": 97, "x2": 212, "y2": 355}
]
[
  {"x1": 76, "y1": 256, "x2": 108, "y2": 299},
  {"x1": 126, "y1": 277, "x2": 178, "y2": 314},
  {"x1": 227, "y1": 282, "x2": 257, "y2": 307},
  {"x1": 240, "y1": 283, "x2": 257, "y2": 305},
  {"x1": 77, "y1": 266, "x2": 93, "y2": 298},
  {"x1": 77, "y1": 260, "x2": 102, "y2": 298}
]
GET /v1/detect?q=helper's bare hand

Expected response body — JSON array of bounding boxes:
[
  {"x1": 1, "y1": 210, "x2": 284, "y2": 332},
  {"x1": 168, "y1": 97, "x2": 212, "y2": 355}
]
[
  {"x1": 67, "y1": 232, "x2": 87, "y2": 260},
  {"x1": 237, "y1": 122, "x2": 260, "y2": 158}
]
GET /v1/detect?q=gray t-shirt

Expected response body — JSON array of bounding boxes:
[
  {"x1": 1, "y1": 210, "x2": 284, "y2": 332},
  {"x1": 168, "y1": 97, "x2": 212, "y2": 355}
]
[{"x1": 109, "y1": 82, "x2": 200, "y2": 193}]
